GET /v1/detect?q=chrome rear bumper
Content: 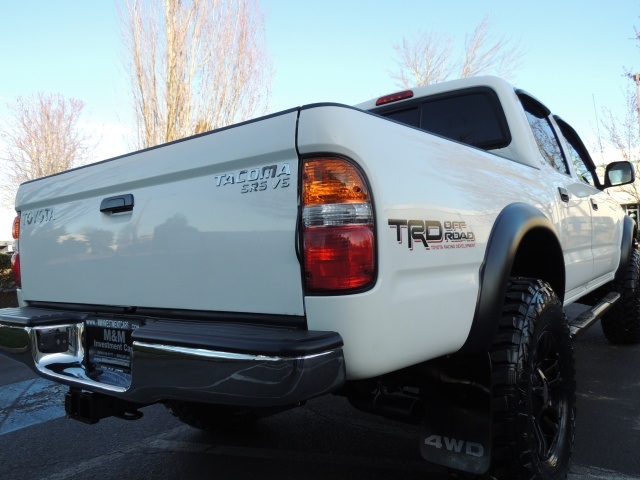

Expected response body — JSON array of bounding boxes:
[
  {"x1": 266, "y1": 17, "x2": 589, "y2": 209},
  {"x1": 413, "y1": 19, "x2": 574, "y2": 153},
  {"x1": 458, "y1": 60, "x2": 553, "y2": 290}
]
[{"x1": 0, "y1": 307, "x2": 345, "y2": 406}]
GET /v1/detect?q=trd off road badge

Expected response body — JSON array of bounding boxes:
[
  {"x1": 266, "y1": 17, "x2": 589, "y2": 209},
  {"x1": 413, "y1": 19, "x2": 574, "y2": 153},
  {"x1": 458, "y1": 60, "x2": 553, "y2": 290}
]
[
  {"x1": 388, "y1": 219, "x2": 476, "y2": 251},
  {"x1": 214, "y1": 162, "x2": 291, "y2": 194}
]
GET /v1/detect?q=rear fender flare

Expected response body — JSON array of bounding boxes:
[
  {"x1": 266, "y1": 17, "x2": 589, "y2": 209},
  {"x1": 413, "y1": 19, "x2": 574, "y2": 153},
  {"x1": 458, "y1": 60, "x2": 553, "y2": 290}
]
[
  {"x1": 458, "y1": 203, "x2": 564, "y2": 355},
  {"x1": 615, "y1": 214, "x2": 636, "y2": 282}
]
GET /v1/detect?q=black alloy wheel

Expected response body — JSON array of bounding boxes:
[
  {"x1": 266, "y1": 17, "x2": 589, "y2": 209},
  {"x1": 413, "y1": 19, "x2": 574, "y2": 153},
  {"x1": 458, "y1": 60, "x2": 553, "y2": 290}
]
[{"x1": 490, "y1": 277, "x2": 575, "y2": 479}]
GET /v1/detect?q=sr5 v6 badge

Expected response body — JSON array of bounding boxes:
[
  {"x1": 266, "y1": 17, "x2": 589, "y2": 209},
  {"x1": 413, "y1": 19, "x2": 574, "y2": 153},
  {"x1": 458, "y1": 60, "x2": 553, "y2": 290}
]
[{"x1": 214, "y1": 163, "x2": 291, "y2": 194}]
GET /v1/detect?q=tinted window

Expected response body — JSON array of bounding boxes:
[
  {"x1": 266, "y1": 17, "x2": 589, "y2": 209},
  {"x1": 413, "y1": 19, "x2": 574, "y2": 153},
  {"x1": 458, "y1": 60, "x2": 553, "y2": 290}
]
[
  {"x1": 377, "y1": 88, "x2": 510, "y2": 150},
  {"x1": 420, "y1": 93, "x2": 508, "y2": 149},
  {"x1": 555, "y1": 117, "x2": 597, "y2": 187},
  {"x1": 564, "y1": 139, "x2": 595, "y2": 186},
  {"x1": 384, "y1": 107, "x2": 420, "y2": 128},
  {"x1": 524, "y1": 110, "x2": 568, "y2": 174}
]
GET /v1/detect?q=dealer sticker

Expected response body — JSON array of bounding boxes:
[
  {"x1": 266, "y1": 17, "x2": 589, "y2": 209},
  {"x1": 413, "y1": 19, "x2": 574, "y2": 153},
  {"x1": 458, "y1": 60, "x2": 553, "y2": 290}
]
[{"x1": 85, "y1": 318, "x2": 141, "y2": 375}]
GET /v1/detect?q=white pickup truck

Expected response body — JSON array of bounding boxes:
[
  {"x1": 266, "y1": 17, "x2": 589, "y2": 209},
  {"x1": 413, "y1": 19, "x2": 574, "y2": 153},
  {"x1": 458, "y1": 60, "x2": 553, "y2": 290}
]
[{"x1": 0, "y1": 76, "x2": 637, "y2": 479}]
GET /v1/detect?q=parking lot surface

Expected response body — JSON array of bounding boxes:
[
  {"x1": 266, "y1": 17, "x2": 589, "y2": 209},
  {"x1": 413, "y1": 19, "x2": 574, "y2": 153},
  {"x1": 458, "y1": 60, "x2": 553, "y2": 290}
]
[{"x1": 1, "y1": 311, "x2": 640, "y2": 479}]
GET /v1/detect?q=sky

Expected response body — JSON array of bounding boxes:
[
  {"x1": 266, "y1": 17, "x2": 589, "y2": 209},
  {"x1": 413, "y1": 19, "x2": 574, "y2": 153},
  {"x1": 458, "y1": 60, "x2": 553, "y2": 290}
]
[{"x1": 0, "y1": 0, "x2": 638, "y2": 239}]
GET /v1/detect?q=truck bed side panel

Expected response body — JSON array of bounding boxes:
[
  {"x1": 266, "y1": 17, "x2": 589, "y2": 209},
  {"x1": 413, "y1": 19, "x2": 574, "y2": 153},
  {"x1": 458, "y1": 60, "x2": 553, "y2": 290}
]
[{"x1": 297, "y1": 105, "x2": 557, "y2": 379}]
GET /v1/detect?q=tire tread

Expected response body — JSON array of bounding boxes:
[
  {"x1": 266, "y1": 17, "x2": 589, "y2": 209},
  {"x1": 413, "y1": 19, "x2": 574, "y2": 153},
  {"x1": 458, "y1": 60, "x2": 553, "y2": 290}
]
[{"x1": 489, "y1": 277, "x2": 575, "y2": 480}]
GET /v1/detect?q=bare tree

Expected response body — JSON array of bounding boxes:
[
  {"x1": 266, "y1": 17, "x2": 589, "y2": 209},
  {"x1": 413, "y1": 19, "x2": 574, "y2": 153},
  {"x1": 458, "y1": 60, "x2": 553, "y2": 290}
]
[
  {"x1": 120, "y1": 0, "x2": 272, "y2": 149},
  {"x1": 0, "y1": 92, "x2": 95, "y2": 204},
  {"x1": 593, "y1": 19, "x2": 640, "y2": 205},
  {"x1": 391, "y1": 30, "x2": 455, "y2": 87},
  {"x1": 391, "y1": 15, "x2": 526, "y2": 88},
  {"x1": 598, "y1": 82, "x2": 640, "y2": 204}
]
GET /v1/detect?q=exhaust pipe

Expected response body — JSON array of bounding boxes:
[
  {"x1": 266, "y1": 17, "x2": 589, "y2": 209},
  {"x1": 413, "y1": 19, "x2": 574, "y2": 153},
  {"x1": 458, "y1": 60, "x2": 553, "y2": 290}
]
[{"x1": 348, "y1": 391, "x2": 425, "y2": 424}]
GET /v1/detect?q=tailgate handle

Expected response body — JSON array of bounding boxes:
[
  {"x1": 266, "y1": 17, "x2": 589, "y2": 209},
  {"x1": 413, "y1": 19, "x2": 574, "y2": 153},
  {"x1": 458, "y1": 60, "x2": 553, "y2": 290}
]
[{"x1": 100, "y1": 194, "x2": 134, "y2": 214}]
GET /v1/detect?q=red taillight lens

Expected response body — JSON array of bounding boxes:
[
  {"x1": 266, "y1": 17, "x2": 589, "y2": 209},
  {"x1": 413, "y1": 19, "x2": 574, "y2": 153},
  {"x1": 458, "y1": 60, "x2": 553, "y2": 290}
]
[
  {"x1": 11, "y1": 252, "x2": 21, "y2": 288},
  {"x1": 301, "y1": 158, "x2": 376, "y2": 293},
  {"x1": 304, "y1": 226, "x2": 374, "y2": 291},
  {"x1": 12, "y1": 214, "x2": 21, "y2": 288}
]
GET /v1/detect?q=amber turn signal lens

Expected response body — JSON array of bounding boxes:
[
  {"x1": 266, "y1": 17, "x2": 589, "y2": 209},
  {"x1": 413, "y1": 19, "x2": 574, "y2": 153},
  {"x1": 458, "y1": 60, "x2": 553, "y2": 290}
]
[
  {"x1": 303, "y1": 158, "x2": 369, "y2": 206},
  {"x1": 12, "y1": 215, "x2": 20, "y2": 240}
]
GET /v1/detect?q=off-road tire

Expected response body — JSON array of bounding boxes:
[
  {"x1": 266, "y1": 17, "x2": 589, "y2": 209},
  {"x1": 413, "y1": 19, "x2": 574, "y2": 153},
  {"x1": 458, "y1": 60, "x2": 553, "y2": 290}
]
[
  {"x1": 601, "y1": 249, "x2": 640, "y2": 345},
  {"x1": 166, "y1": 401, "x2": 260, "y2": 431},
  {"x1": 490, "y1": 278, "x2": 575, "y2": 480}
]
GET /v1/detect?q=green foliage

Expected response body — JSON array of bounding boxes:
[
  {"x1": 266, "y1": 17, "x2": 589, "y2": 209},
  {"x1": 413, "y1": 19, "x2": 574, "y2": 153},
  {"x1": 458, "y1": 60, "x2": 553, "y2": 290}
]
[
  {"x1": 0, "y1": 253, "x2": 15, "y2": 290},
  {"x1": 0, "y1": 253, "x2": 11, "y2": 270},
  {"x1": 0, "y1": 328, "x2": 27, "y2": 348}
]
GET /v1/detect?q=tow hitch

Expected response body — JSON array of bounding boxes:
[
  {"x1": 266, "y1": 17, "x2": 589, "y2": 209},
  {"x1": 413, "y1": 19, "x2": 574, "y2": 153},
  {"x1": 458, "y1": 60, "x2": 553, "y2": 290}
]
[{"x1": 65, "y1": 389, "x2": 147, "y2": 424}]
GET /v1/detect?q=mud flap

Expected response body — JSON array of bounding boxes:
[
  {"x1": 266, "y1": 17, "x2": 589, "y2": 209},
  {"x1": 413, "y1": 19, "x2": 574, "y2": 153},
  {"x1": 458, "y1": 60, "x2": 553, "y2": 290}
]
[{"x1": 419, "y1": 353, "x2": 492, "y2": 475}]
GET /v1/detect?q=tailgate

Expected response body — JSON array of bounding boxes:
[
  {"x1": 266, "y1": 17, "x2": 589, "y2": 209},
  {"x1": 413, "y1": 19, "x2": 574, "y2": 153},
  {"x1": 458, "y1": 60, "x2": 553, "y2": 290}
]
[{"x1": 15, "y1": 110, "x2": 305, "y2": 316}]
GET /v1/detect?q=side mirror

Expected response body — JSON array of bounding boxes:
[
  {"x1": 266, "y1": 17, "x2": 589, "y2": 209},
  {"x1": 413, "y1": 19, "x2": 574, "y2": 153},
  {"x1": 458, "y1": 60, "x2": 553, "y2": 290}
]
[{"x1": 604, "y1": 161, "x2": 635, "y2": 188}]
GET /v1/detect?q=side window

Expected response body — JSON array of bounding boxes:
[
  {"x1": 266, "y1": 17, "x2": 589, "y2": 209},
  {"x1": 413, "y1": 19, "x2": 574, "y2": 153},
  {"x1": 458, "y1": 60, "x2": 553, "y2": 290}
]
[
  {"x1": 523, "y1": 108, "x2": 568, "y2": 174},
  {"x1": 555, "y1": 117, "x2": 597, "y2": 187},
  {"x1": 563, "y1": 139, "x2": 595, "y2": 186}
]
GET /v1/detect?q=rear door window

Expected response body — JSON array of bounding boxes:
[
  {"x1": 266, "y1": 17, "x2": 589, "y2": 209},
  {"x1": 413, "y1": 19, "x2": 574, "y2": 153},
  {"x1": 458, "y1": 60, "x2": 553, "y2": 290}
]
[
  {"x1": 522, "y1": 108, "x2": 568, "y2": 175},
  {"x1": 554, "y1": 116, "x2": 598, "y2": 187}
]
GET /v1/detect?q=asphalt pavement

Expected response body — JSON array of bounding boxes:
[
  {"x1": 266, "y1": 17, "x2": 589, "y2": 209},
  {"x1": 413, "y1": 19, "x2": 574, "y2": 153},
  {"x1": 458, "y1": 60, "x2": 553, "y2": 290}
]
[{"x1": 1, "y1": 315, "x2": 639, "y2": 479}]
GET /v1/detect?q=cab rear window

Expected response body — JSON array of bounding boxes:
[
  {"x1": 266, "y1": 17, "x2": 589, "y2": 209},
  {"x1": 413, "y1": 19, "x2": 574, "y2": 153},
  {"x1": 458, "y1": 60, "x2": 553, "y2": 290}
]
[{"x1": 374, "y1": 88, "x2": 511, "y2": 151}]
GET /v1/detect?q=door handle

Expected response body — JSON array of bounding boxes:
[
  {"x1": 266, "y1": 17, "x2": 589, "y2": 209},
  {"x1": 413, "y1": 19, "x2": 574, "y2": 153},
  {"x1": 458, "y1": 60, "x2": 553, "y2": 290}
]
[
  {"x1": 100, "y1": 194, "x2": 134, "y2": 214},
  {"x1": 590, "y1": 198, "x2": 598, "y2": 211},
  {"x1": 558, "y1": 187, "x2": 570, "y2": 203}
]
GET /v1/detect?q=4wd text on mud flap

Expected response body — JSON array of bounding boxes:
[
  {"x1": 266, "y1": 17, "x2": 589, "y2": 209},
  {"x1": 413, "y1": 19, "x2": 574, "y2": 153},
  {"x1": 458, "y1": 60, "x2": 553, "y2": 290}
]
[{"x1": 424, "y1": 435, "x2": 484, "y2": 457}]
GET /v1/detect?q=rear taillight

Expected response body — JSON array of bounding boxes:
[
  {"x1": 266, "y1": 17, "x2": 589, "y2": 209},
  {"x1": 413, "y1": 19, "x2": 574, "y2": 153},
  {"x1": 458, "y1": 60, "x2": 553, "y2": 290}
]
[
  {"x1": 11, "y1": 253, "x2": 21, "y2": 288},
  {"x1": 301, "y1": 158, "x2": 375, "y2": 293},
  {"x1": 12, "y1": 214, "x2": 21, "y2": 288},
  {"x1": 12, "y1": 215, "x2": 20, "y2": 240}
]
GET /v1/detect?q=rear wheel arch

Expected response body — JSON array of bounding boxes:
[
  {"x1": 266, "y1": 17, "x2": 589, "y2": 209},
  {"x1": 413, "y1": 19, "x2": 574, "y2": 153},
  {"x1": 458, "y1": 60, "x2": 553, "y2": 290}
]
[
  {"x1": 458, "y1": 203, "x2": 565, "y2": 355},
  {"x1": 511, "y1": 227, "x2": 565, "y2": 295},
  {"x1": 615, "y1": 214, "x2": 636, "y2": 282}
]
